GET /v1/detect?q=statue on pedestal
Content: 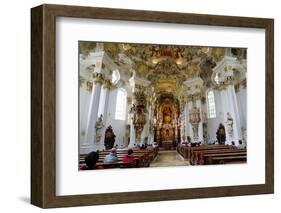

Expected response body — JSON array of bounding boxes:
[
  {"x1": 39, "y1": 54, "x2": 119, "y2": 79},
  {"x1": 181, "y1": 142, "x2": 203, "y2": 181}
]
[
  {"x1": 95, "y1": 114, "x2": 104, "y2": 143},
  {"x1": 104, "y1": 125, "x2": 116, "y2": 150},
  {"x1": 226, "y1": 112, "x2": 234, "y2": 137},
  {"x1": 216, "y1": 123, "x2": 226, "y2": 144}
]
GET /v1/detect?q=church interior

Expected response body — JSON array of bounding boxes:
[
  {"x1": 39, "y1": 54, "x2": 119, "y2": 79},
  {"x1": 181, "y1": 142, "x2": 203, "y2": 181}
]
[{"x1": 79, "y1": 42, "x2": 247, "y2": 170}]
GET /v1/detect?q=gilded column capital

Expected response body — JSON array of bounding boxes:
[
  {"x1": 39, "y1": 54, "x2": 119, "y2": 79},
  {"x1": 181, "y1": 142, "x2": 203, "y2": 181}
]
[
  {"x1": 186, "y1": 92, "x2": 202, "y2": 102},
  {"x1": 214, "y1": 76, "x2": 236, "y2": 91},
  {"x1": 102, "y1": 79, "x2": 116, "y2": 90}
]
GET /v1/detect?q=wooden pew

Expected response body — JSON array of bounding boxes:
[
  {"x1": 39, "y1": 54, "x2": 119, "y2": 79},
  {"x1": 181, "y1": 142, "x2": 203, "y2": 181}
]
[
  {"x1": 204, "y1": 150, "x2": 247, "y2": 165},
  {"x1": 192, "y1": 147, "x2": 246, "y2": 165},
  {"x1": 98, "y1": 153, "x2": 147, "y2": 167},
  {"x1": 80, "y1": 161, "x2": 132, "y2": 169},
  {"x1": 80, "y1": 147, "x2": 158, "y2": 169},
  {"x1": 177, "y1": 144, "x2": 229, "y2": 161},
  {"x1": 190, "y1": 145, "x2": 230, "y2": 164}
]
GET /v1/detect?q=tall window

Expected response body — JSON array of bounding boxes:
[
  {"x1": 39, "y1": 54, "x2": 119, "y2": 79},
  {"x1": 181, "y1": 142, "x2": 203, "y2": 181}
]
[
  {"x1": 115, "y1": 88, "x2": 127, "y2": 120},
  {"x1": 207, "y1": 90, "x2": 216, "y2": 118}
]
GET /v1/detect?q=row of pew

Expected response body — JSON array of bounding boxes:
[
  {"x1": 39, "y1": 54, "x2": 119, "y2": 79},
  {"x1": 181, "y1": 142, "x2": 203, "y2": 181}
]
[
  {"x1": 177, "y1": 144, "x2": 246, "y2": 165},
  {"x1": 80, "y1": 147, "x2": 159, "y2": 169}
]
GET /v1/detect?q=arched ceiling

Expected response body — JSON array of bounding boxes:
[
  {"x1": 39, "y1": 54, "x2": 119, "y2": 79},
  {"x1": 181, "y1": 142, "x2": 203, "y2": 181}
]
[{"x1": 79, "y1": 42, "x2": 247, "y2": 99}]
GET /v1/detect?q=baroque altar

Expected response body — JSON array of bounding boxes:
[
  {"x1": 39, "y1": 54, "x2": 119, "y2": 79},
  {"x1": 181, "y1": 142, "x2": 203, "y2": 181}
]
[{"x1": 153, "y1": 96, "x2": 180, "y2": 149}]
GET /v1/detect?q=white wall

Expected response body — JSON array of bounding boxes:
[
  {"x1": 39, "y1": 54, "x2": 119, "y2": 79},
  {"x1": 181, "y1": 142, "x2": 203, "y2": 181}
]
[
  {"x1": 1, "y1": 0, "x2": 280, "y2": 212},
  {"x1": 79, "y1": 86, "x2": 91, "y2": 143},
  {"x1": 104, "y1": 89, "x2": 128, "y2": 148},
  {"x1": 206, "y1": 89, "x2": 226, "y2": 142},
  {"x1": 236, "y1": 87, "x2": 247, "y2": 130}
]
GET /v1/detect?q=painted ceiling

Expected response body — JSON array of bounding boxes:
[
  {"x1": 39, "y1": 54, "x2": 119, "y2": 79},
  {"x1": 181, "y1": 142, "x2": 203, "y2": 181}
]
[{"x1": 80, "y1": 42, "x2": 246, "y2": 98}]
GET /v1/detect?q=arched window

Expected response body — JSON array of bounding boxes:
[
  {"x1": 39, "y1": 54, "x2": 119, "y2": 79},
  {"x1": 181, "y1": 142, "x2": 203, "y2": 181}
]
[
  {"x1": 115, "y1": 88, "x2": 127, "y2": 120},
  {"x1": 207, "y1": 90, "x2": 216, "y2": 118}
]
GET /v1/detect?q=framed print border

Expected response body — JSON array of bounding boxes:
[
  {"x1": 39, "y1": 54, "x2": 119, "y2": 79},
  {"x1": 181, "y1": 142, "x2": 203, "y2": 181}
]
[{"x1": 31, "y1": 4, "x2": 274, "y2": 208}]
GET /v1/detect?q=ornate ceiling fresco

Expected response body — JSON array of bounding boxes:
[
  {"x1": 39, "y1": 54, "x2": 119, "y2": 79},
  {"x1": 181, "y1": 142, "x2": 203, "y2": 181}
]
[
  {"x1": 80, "y1": 41, "x2": 246, "y2": 102},
  {"x1": 80, "y1": 42, "x2": 245, "y2": 80}
]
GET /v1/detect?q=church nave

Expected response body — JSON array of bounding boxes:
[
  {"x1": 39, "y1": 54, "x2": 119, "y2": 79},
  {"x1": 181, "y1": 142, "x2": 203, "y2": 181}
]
[
  {"x1": 79, "y1": 42, "x2": 247, "y2": 170},
  {"x1": 150, "y1": 150, "x2": 189, "y2": 167}
]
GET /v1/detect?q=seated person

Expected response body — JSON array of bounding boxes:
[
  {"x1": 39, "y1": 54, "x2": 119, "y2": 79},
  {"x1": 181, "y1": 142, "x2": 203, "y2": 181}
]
[
  {"x1": 152, "y1": 142, "x2": 158, "y2": 148},
  {"x1": 191, "y1": 142, "x2": 196, "y2": 147},
  {"x1": 103, "y1": 148, "x2": 118, "y2": 163},
  {"x1": 122, "y1": 149, "x2": 136, "y2": 167},
  {"x1": 81, "y1": 151, "x2": 103, "y2": 170},
  {"x1": 237, "y1": 140, "x2": 246, "y2": 149},
  {"x1": 230, "y1": 141, "x2": 237, "y2": 149},
  {"x1": 147, "y1": 144, "x2": 154, "y2": 150},
  {"x1": 140, "y1": 143, "x2": 147, "y2": 150}
]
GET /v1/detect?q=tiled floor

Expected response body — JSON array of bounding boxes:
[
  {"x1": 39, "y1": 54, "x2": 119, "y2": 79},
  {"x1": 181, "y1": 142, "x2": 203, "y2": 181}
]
[{"x1": 150, "y1": 150, "x2": 190, "y2": 167}]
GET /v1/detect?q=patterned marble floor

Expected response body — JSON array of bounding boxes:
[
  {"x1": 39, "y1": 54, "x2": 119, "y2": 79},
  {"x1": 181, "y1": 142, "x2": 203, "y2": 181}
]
[{"x1": 150, "y1": 150, "x2": 190, "y2": 167}]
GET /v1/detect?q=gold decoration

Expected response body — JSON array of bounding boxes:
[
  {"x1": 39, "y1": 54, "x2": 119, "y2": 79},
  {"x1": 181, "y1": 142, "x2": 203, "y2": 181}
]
[
  {"x1": 224, "y1": 65, "x2": 233, "y2": 72},
  {"x1": 186, "y1": 63, "x2": 199, "y2": 78},
  {"x1": 95, "y1": 62, "x2": 102, "y2": 68},
  {"x1": 133, "y1": 62, "x2": 149, "y2": 78},
  {"x1": 130, "y1": 91, "x2": 148, "y2": 143},
  {"x1": 211, "y1": 48, "x2": 226, "y2": 62},
  {"x1": 79, "y1": 76, "x2": 85, "y2": 87},
  {"x1": 86, "y1": 81, "x2": 93, "y2": 92},
  {"x1": 201, "y1": 96, "x2": 206, "y2": 104},
  {"x1": 234, "y1": 83, "x2": 240, "y2": 93},
  {"x1": 104, "y1": 43, "x2": 119, "y2": 59},
  {"x1": 186, "y1": 93, "x2": 202, "y2": 102},
  {"x1": 103, "y1": 79, "x2": 116, "y2": 90},
  {"x1": 241, "y1": 79, "x2": 247, "y2": 88},
  {"x1": 135, "y1": 84, "x2": 147, "y2": 91},
  {"x1": 92, "y1": 72, "x2": 105, "y2": 84},
  {"x1": 79, "y1": 41, "x2": 97, "y2": 56}
]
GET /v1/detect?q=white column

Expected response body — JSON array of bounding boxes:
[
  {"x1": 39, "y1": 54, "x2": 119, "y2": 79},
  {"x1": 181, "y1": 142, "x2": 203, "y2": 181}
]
[
  {"x1": 179, "y1": 105, "x2": 185, "y2": 143},
  {"x1": 220, "y1": 85, "x2": 242, "y2": 144},
  {"x1": 79, "y1": 85, "x2": 91, "y2": 145},
  {"x1": 182, "y1": 102, "x2": 189, "y2": 142},
  {"x1": 129, "y1": 117, "x2": 136, "y2": 147},
  {"x1": 82, "y1": 82, "x2": 102, "y2": 153},
  {"x1": 186, "y1": 101, "x2": 194, "y2": 142},
  {"x1": 195, "y1": 99, "x2": 204, "y2": 142},
  {"x1": 226, "y1": 85, "x2": 242, "y2": 144},
  {"x1": 147, "y1": 105, "x2": 154, "y2": 144},
  {"x1": 96, "y1": 86, "x2": 110, "y2": 151}
]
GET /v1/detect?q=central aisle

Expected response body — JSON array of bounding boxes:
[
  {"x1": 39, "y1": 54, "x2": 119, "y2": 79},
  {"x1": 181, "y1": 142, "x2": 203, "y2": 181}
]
[{"x1": 150, "y1": 150, "x2": 189, "y2": 167}]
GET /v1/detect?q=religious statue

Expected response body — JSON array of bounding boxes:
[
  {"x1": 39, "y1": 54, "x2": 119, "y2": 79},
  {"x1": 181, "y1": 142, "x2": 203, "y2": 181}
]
[
  {"x1": 192, "y1": 124, "x2": 199, "y2": 140},
  {"x1": 95, "y1": 114, "x2": 104, "y2": 143},
  {"x1": 216, "y1": 123, "x2": 226, "y2": 144},
  {"x1": 104, "y1": 125, "x2": 116, "y2": 150},
  {"x1": 226, "y1": 112, "x2": 234, "y2": 137}
]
